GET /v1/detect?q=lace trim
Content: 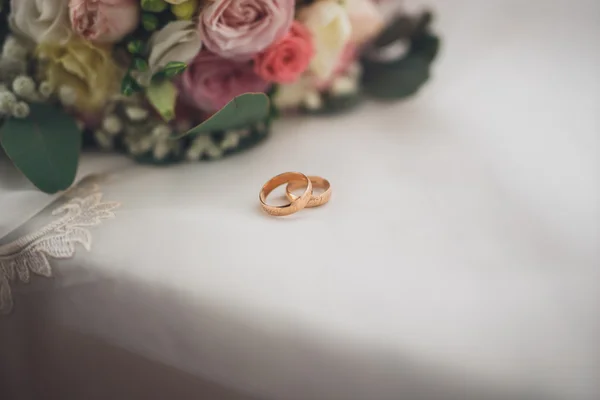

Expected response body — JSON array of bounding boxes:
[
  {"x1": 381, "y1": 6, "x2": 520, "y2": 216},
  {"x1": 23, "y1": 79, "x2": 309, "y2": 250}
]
[{"x1": 0, "y1": 180, "x2": 120, "y2": 315}]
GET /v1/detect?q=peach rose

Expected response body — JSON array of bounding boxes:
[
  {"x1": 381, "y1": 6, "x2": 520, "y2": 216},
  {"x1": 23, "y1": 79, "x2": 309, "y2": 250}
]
[
  {"x1": 254, "y1": 21, "x2": 314, "y2": 84},
  {"x1": 69, "y1": 0, "x2": 140, "y2": 43}
]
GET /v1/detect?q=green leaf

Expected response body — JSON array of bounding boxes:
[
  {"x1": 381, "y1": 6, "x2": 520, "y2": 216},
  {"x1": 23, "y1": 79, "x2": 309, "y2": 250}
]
[
  {"x1": 362, "y1": 57, "x2": 430, "y2": 99},
  {"x1": 0, "y1": 103, "x2": 81, "y2": 193},
  {"x1": 121, "y1": 73, "x2": 141, "y2": 96},
  {"x1": 134, "y1": 57, "x2": 149, "y2": 72},
  {"x1": 162, "y1": 61, "x2": 187, "y2": 79},
  {"x1": 174, "y1": 93, "x2": 270, "y2": 139},
  {"x1": 146, "y1": 79, "x2": 177, "y2": 122}
]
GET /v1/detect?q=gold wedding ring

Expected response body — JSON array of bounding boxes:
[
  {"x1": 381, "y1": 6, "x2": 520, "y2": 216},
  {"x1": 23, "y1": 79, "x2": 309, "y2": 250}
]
[
  {"x1": 286, "y1": 176, "x2": 331, "y2": 208},
  {"x1": 259, "y1": 172, "x2": 313, "y2": 216}
]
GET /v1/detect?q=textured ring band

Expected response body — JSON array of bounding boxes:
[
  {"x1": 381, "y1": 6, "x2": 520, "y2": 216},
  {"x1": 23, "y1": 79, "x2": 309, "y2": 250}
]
[
  {"x1": 260, "y1": 172, "x2": 313, "y2": 216},
  {"x1": 286, "y1": 176, "x2": 331, "y2": 208}
]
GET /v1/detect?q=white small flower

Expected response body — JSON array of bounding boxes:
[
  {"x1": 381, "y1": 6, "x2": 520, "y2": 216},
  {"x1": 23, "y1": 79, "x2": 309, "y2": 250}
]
[
  {"x1": 102, "y1": 115, "x2": 123, "y2": 135},
  {"x1": 38, "y1": 81, "x2": 53, "y2": 99},
  {"x1": 331, "y1": 76, "x2": 358, "y2": 96},
  {"x1": 151, "y1": 124, "x2": 171, "y2": 138},
  {"x1": 58, "y1": 85, "x2": 77, "y2": 106},
  {"x1": 0, "y1": 91, "x2": 18, "y2": 113},
  {"x1": 0, "y1": 58, "x2": 27, "y2": 82},
  {"x1": 125, "y1": 106, "x2": 149, "y2": 122},
  {"x1": 221, "y1": 131, "x2": 241, "y2": 150},
  {"x1": 153, "y1": 140, "x2": 171, "y2": 160},
  {"x1": 187, "y1": 136, "x2": 222, "y2": 160},
  {"x1": 138, "y1": 137, "x2": 154, "y2": 153},
  {"x1": 2, "y1": 36, "x2": 29, "y2": 60},
  {"x1": 11, "y1": 101, "x2": 30, "y2": 118},
  {"x1": 185, "y1": 147, "x2": 202, "y2": 161},
  {"x1": 12, "y1": 75, "x2": 36, "y2": 99},
  {"x1": 94, "y1": 130, "x2": 114, "y2": 150},
  {"x1": 303, "y1": 91, "x2": 323, "y2": 110}
]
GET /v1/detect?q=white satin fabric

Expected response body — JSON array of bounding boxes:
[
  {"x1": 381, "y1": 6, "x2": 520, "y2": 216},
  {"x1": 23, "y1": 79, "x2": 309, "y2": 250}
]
[{"x1": 1, "y1": 0, "x2": 599, "y2": 399}]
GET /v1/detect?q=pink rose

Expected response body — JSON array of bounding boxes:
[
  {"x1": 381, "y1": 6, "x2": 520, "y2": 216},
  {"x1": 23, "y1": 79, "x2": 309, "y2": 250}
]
[
  {"x1": 254, "y1": 21, "x2": 314, "y2": 84},
  {"x1": 198, "y1": 0, "x2": 294, "y2": 60},
  {"x1": 178, "y1": 51, "x2": 270, "y2": 112},
  {"x1": 69, "y1": 0, "x2": 140, "y2": 43}
]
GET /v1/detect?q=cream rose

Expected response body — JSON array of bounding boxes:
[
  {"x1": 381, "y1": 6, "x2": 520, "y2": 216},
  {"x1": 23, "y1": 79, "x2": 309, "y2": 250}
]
[
  {"x1": 148, "y1": 21, "x2": 202, "y2": 75},
  {"x1": 9, "y1": 0, "x2": 73, "y2": 45},
  {"x1": 298, "y1": 0, "x2": 352, "y2": 80},
  {"x1": 346, "y1": 0, "x2": 385, "y2": 44}
]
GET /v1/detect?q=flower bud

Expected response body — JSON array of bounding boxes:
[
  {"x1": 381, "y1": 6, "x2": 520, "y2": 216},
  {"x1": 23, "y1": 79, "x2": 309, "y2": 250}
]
[
  {"x1": 171, "y1": 0, "x2": 198, "y2": 20},
  {"x1": 141, "y1": 0, "x2": 168, "y2": 13},
  {"x1": 142, "y1": 13, "x2": 160, "y2": 31}
]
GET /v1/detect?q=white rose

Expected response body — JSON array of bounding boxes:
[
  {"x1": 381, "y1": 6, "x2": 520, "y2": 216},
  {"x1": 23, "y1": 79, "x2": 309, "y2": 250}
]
[
  {"x1": 299, "y1": 0, "x2": 352, "y2": 80},
  {"x1": 9, "y1": 0, "x2": 73, "y2": 45},
  {"x1": 148, "y1": 21, "x2": 202, "y2": 75}
]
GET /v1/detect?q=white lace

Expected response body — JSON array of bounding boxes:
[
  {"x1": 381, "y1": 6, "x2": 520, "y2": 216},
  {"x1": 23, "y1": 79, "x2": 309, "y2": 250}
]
[{"x1": 0, "y1": 181, "x2": 120, "y2": 314}]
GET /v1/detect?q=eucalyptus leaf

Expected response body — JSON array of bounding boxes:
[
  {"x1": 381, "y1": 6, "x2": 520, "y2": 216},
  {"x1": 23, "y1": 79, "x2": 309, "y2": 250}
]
[
  {"x1": 362, "y1": 27, "x2": 440, "y2": 100},
  {"x1": 174, "y1": 93, "x2": 270, "y2": 139},
  {"x1": 362, "y1": 57, "x2": 430, "y2": 99},
  {"x1": 146, "y1": 79, "x2": 177, "y2": 122},
  {"x1": 0, "y1": 104, "x2": 81, "y2": 193}
]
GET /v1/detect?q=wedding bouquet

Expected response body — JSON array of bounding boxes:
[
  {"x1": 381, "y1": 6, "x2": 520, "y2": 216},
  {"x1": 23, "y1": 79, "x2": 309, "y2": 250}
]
[{"x1": 0, "y1": 0, "x2": 439, "y2": 193}]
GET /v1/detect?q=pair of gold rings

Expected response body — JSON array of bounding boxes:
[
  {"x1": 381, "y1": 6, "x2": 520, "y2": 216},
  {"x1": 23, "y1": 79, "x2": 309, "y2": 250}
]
[{"x1": 259, "y1": 172, "x2": 332, "y2": 216}]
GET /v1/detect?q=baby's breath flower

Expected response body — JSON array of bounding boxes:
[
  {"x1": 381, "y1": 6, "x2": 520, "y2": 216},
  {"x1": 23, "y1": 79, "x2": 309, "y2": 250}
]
[
  {"x1": 94, "y1": 130, "x2": 114, "y2": 150},
  {"x1": 102, "y1": 115, "x2": 123, "y2": 135},
  {"x1": 0, "y1": 91, "x2": 18, "y2": 114},
  {"x1": 58, "y1": 85, "x2": 77, "y2": 106},
  {"x1": 151, "y1": 124, "x2": 171, "y2": 138},
  {"x1": 38, "y1": 81, "x2": 54, "y2": 99},
  {"x1": 0, "y1": 58, "x2": 27, "y2": 82},
  {"x1": 11, "y1": 101, "x2": 30, "y2": 118},
  {"x1": 2, "y1": 36, "x2": 29, "y2": 60},
  {"x1": 331, "y1": 76, "x2": 357, "y2": 96},
  {"x1": 303, "y1": 91, "x2": 323, "y2": 110},
  {"x1": 12, "y1": 75, "x2": 37, "y2": 99},
  {"x1": 125, "y1": 106, "x2": 149, "y2": 121},
  {"x1": 153, "y1": 140, "x2": 171, "y2": 160}
]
